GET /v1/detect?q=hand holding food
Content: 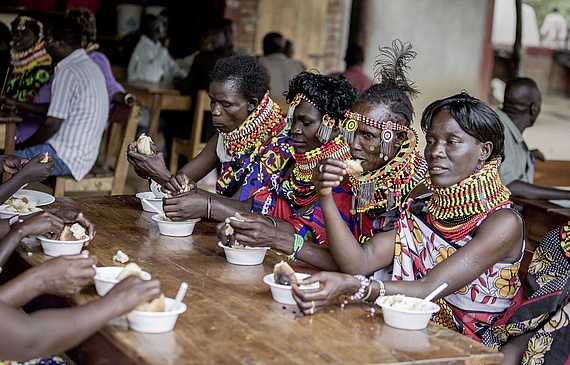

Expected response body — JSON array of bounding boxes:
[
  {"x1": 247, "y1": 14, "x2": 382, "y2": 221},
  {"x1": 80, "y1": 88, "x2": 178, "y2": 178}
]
[
  {"x1": 136, "y1": 133, "x2": 155, "y2": 156},
  {"x1": 116, "y1": 262, "x2": 143, "y2": 280},
  {"x1": 274, "y1": 260, "x2": 297, "y2": 285},
  {"x1": 136, "y1": 293, "x2": 166, "y2": 312},
  {"x1": 59, "y1": 223, "x2": 88, "y2": 241},
  {"x1": 344, "y1": 159, "x2": 363, "y2": 174},
  {"x1": 39, "y1": 152, "x2": 49, "y2": 163}
]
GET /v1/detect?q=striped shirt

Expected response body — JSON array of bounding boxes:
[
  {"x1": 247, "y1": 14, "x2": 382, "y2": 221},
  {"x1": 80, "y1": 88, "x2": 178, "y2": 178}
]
[{"x1": 47, "y1": 49, "x2": 108, "y2": 181}]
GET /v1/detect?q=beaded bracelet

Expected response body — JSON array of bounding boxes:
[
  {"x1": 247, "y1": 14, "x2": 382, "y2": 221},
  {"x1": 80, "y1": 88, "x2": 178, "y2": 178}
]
[
  {"x1": 347, "y1": 275, "x2": 370, "y2": 301},
  {"x1": 288, "y1": 234, "x2": 304, "y2": 261},
  {"x1": 372, "y1": 279, "x2": 386, "y2": 298}
]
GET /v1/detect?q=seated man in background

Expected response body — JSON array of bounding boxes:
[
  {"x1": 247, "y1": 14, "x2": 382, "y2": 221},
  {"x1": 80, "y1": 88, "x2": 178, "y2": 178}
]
[
  {"x1": 497, "y1": 77, "x2": 570, "y2": 199},
  {"x1": 127, "y1": 13, "x2": 187, "y2": 84},
  {"x1": 330, "y1": 44, "x2": 373, "y2": 93},
  {"x1": 15, "y1": 19, "x2": 108, "y2": 181}
]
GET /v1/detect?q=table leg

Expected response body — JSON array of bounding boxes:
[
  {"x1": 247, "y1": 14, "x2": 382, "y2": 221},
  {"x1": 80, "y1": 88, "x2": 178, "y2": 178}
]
[
  {"x1": 3, "y1": 122, "x2": 15, "y2": 182},
  {"x1": 148, "y1": 94, "x2": 163, "y2": 141}
]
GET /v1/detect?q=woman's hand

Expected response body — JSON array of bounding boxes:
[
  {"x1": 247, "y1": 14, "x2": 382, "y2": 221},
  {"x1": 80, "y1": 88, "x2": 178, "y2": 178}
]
[
  {"x1": 16, "y1": 154, "x2": 55, "y2": 183},
  {"x1": 313, "y1": 158, "x2": 346, "y2": 196},
  {"x1": 16, "y1": 211, "x2": 65, "y2": 240},
  {"x1": 163, "y1": 192, "x2": 204, "y2": 221},
  {"x1": 0, "y1": 154, "x2": 27, "y2": 175},
  {"x1": 215, "y1": 212, "x2": 294, "y2": 249},
  {"x1": 292, "y1": 271, "x2": 357, "y2": 315},
  {"x1": 162, "y1": 171, "x2": 196, "y2": 196},
  {"x1": 36, "y1": 250, "x2": 96, "y2": 296},
  {"x1": 102, "y1": 276, "x2": 162, "y2": 316},
  {"x1": 126, "y1": 141, "x2": 170, "y2": 183},
  {"x1": 50, "y1": 210, "x2": 97, "y2": 243}
]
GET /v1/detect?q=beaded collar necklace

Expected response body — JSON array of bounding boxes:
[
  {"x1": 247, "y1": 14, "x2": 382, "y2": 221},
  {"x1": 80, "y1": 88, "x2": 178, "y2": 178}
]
[
  {"x1": 425, "y1": 158, "x2": 512, "y2": 243},
  {"x1": 220, "y1": 91, "x2": 284, "y2": 157},
  {"x1": 349, "y1": 127, "x2": 427, "y2": 214},
  {"x1": 284, "y1": 134, "x2": 351, "y2": 208},
  {"x1": 10, "y1": 40, "x2": 49, "y2": 71}
]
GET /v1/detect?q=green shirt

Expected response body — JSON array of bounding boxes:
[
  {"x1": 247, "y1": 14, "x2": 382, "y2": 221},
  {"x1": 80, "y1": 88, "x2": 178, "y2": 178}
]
[{"x1": 496, "y1": 109, "x2": 534, "y2": 185}]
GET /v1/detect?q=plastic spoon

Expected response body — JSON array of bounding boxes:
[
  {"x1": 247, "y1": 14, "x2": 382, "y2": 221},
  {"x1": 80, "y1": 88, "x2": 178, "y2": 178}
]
[
  {"x1": 141, "y1": 198, "x2": 163, "y2": 216},
  {"x1": 419, "y1": 282, "x2": 448, "y2": 309},
  {"x1": 175, "y1": 282, "x2": 188, "y2": 303}
]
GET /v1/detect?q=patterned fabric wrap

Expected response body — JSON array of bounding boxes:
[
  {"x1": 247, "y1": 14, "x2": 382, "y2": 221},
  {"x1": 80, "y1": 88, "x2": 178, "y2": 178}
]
[
  {"x1": 216, "y1": 93, "x2": 293, "y2": 200},
  {"x1": 482, "y1": 222, "x2": 570, "y2": 364},
  {"x1": 0, "y1": 355, "x2": 69, "y2": 364},
  {"x1": 391, "y1": 199, "x2": 523, "y2": 341},
  {"x1": 5, "y1": 39, "x2": 52, "y2": 103},
  {"x1": 251, "y1": 135, "x2": 351, "y2": 246}
]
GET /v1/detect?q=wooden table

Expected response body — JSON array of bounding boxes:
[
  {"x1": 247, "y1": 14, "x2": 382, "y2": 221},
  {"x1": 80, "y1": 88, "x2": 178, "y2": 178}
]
[
  {"x1": 124, "y1": 81, "x2": 192, "y2": 142},
  {"x1": 11, "y1": 195, "x2": 503, "y2": 365}
]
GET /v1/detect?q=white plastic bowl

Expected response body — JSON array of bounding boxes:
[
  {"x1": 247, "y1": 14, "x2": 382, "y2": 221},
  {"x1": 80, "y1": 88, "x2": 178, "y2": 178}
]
[
  {"x1": 127, "y1": 297, "x2": 187, "y2": 333},
  {"x1": 136, "y1": 192, "x2": 163, "y2": 213},
  {"x1": 151, "y1": 214, "x2": 200, "y2": 237},
  {"x1": 218, "y1": 241, "x2": 269, "y2": 265},
  {"x1": 0, "y1": 206, "x2": 42, "y2": 219},
  {"x1": 38, "y1": 235, "x2": 90, "y2": 257},
  {"x1": 262, "y1": 273, "x2": 319, "y2": 305},
  {"x1": 93, "y1": 266, "x2": 152, "y2": 296},
  {"x1": 377, "y1": 295, "x2": 440, "y2": 330}
]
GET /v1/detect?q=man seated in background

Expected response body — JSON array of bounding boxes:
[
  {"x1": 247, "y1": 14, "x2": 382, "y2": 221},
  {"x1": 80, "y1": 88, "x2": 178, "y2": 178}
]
[
  {"x1": 258, "y1": 32, "x2": 304, "y2": 99},
  {"x1": 497, "y1": 77, "x2": 570, "y2": 199},
  {"x1": 127, "y1": 13, "x2": 187, "y2": 83},
  {"x1": 330, "y1": 44, "x2": 373, "y2": 92},
  {"x1": 15, "y1": 19, "x2": 108, "y2": 181}
]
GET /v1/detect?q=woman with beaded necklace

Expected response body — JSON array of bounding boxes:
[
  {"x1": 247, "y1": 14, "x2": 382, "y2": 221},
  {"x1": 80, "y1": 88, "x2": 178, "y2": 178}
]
[
  {"x1": 127, "y1": 55, "x2": 292, "y2": 208},
  {"x1": 215, "y1": 71, "x2": 357, "y2": 271},
  {"x1": 292, "y1": 93, "x2": 525, "y2": 356},
  {"x1": 325, "y1": 40, "x2": 428, "y2": 245}
]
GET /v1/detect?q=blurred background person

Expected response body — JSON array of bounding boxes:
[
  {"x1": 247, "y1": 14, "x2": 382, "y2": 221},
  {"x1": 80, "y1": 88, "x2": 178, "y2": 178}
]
[
  {"x1": 540, "y1": 7, "x2": 568, "y2": 49},
  {"x1": 330, "y1": 43, "x2": 373, "y2": 93}
]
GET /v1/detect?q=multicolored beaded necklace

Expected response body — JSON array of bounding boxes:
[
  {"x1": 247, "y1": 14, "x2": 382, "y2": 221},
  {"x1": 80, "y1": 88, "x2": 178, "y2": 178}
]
[
  {"x1": 425, "y1": 158, "x2": 512, "y2": 243},
  {"x1": 282, "y1": 134, "x2": 351, "y2": 208},
  {"x1": 348, "y1": 127, "x2": 427, "y2": 214},
  {"x1": 219, "y1": 91, "x2": 285, "y2": 157}
]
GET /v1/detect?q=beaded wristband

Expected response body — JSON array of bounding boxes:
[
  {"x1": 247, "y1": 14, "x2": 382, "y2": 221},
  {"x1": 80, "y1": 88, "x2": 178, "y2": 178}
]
[
  {"x1": 288, "y1": 234, "x2": 304, "y2": 261},
  {"x1": 372, "y1": 279, "x2": 386, "y2": 298},
  {"x1": 347, "y1": 275, "x2": 370, "y2": 301}
]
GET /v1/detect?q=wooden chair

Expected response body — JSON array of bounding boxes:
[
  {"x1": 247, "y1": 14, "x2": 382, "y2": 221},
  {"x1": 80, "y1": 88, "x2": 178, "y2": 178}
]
[
  {"x1": 169, "y1": 89, "x2": 211, "y2": 173},
  {"x1": 53, "y1": 103, "x2": 141, "y2": 196}
]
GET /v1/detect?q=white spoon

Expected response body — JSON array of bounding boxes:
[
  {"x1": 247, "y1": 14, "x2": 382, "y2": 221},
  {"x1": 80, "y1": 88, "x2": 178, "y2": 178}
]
[
  {"x1": 419, "y1": 282, "x2": 448, "y2": 309},
  {"x1": 141, "y1": 198, "x2": 163, "y2": 216},
  {"x1": 175, "y1": 282, "x2": 188, "y2": 303}
]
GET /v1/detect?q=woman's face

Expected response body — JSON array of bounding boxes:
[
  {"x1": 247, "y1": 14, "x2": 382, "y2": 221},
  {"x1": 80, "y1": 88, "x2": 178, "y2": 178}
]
[
  {"x1": 349, "y1": 101, "x2": 402, "y2": 172},
  {"x1": 209, "y1": 80, "x2": 256, "y2": 133},
  {"x1": 424, "y1": 110, "x2": 491, "y2": 188},
  {"x1": 11, "y1": 27, "x2": 37, "y2": 52},
  {"x1": 290, "y1": 99, "x2": 324, "y2": 154}
]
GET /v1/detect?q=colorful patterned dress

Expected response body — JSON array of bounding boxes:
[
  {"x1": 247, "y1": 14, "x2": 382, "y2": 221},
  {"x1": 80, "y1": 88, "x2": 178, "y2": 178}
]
[
  {"x1": 482, "y1": 222, "x2": 570, "y2": 364},
  {"x1": 215, "y1": 93, "x2": 293, "y2": 201},
  {"x1": 387, "y1": 199, "x2": 524, "y2": 341}
]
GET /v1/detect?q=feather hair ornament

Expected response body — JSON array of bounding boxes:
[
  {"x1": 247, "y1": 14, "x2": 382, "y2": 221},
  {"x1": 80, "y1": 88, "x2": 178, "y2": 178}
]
[{"x1": 373, "y1": 39, "x2": 419, "y2": 100}]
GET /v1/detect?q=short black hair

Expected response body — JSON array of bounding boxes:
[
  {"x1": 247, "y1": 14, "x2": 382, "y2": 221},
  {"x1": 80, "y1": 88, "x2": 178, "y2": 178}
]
[
  {"x1": 420, "y1": 91, "x2": 505, "y2": 161},
  {"x1": 286, "y1": 71, "x2": 358, "y2": 120},
  {"x1": 209, "y1": 55, "x2": 269, "y2": 101},
  {"x1": 48, "y1": 18, "x2": 82, "y2": 49},
  {"x1": 263, "y1": 32, "x2": 285, "y2": 55}
]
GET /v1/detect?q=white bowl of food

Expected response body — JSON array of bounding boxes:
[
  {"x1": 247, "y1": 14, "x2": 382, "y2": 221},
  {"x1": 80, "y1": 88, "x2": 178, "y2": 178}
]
[
  {"x1": 93, "y1": 265, "x2": 152, "y2": 296},
  {"x1": 127, "y1": 297, "x2": 187, "y2": 334},
  {"x1": 151, "y1": 214, "x2": 200, "y2": 237},
  {"x1": 38, "y1": 223, "x2": 89, "y2": 257},
  {"x1": 377, "y1": 295, "x2": 440, "y2": 330},
  {"x1": 136, "y1": 192, "x2": 163, "y2": 213},
  {"x1": 262, "y1": 273, "x2": 319, "y2": 305},
  {"x1": 217, "y1": 241, "x2": 269, "y2": 265},
  {"x1": 0, "y1": 204, "x2": 42, "y2": 219},
  {"x1": 38, "y1": 235, "x2": 89, "y2": 257}
]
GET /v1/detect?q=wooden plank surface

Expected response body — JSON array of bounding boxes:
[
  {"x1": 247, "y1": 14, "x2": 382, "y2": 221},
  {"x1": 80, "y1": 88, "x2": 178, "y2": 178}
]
[{"x1": 13, "y1": 196, "x2": 503, "y2": 365}]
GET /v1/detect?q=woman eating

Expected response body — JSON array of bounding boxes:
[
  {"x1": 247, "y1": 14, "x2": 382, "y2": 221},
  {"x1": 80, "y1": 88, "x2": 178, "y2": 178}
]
[
  {"x1": 292, "y1": 92, "x2": 525, "y2": 352},
  {"x1": 127, "y1": 55, "x2": 292, "y2": 202}
]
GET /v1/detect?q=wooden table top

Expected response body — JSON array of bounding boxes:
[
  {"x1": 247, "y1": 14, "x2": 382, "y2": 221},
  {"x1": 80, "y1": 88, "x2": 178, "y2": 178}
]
[{"x1": 14, "y1": 195, "x2": 503, "y2": 365}]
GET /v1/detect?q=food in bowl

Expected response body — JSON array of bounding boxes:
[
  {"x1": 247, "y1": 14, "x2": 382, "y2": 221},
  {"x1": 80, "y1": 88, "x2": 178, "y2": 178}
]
[
  {"x1": 274, "y1": 260, "x2": 297, "y2": 285},
  {"x1": 3, "y1": 196, "x2": 37, "y2": 213},
  {"x1": 38, "y1": 235, "x2": 90, "y2": 257},
  {"x1": 136, "y1": 192, "x2": 163, "y2": 213},
  {"x1": 151, "y1": 214, "x2": 200, "y2": 237},
  {"x1": 217, "y1": 241, "x2": 269, "y2": 265},
  {"x1": 136, "y1": 293, "x2": 166, "y2": 312},
  {"x1": 127, "y1": 297, "x2": 187, "y2": 334},
  {"x1": 263, "y1": 272, "x2": 319, "y2": 305},
  {"x1": 93, "y1": 264, "x2": 151, "y2": 296},
  {"x1": 59, "y1": 223, "x2": 87, "y2": 241},
  {"x1": 377, "y1": 295, "x2": 440, "y2": 331}
]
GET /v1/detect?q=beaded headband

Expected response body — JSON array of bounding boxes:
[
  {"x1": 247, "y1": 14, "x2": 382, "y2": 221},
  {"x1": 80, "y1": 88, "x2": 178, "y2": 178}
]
[
  {"x1": 286, "y1": 93, "x2": 337, "y2": 143},
  {"x1": 15, "y1": 16, "x2": 44, "y2": 39},
  {"x1": 343, "y1": 110, "x2": 408, "y2": 161}
]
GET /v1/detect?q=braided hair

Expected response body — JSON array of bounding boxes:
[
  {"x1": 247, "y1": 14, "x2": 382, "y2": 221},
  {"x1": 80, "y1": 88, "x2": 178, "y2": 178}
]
[
  {"x1": 285, "y1": 71, "x2": 358, "y2": 120},
  {"x1": 356, "y1": 39, "x2": 419, "y2": 126}
]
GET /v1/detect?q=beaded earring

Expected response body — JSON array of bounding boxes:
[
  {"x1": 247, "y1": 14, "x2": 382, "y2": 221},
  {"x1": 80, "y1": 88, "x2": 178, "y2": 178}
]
[
  {"x1": 286, "y1": 94, "x2": 302, "y2": 127},
  {"x1": 474, "y1": 162, "x2": 482, "y2": 174},
  {"x1": 379, "y1": 122, "x2": 394, "y2": 161},
  {"x1": 316, "y1": 114, "x2": 335, "y2": 143},
  {"x1": 342, "y1": 115, "x2": 358, "y2": 144}
]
